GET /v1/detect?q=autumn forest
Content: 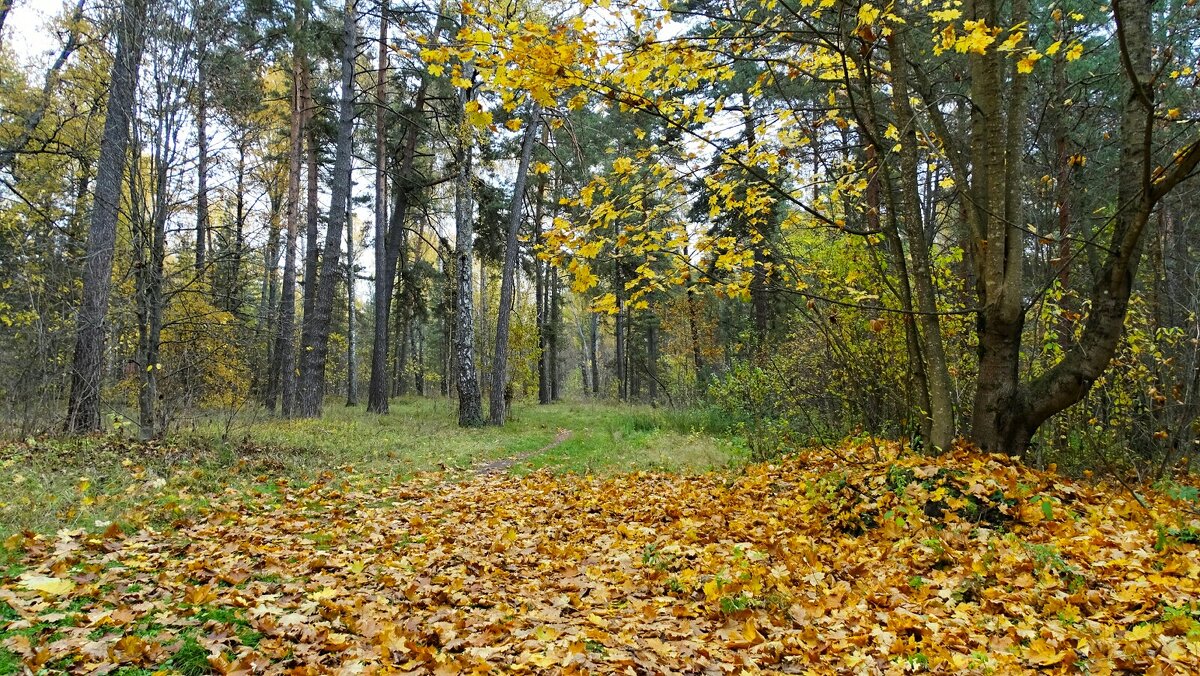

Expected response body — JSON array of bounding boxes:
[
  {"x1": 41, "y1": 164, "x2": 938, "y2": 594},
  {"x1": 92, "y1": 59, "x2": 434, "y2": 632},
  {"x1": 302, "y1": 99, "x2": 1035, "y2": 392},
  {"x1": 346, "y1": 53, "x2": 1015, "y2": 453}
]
[{"x1": 2, "y1": 0, "x2": 1200, "y2": 673}]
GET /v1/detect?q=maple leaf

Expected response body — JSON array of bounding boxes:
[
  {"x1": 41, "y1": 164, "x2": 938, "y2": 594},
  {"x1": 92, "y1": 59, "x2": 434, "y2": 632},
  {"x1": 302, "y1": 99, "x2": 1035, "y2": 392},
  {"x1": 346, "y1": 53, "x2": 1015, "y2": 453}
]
[{"x1": 18, "y1": 574, "x2": 75, "y2": 597}]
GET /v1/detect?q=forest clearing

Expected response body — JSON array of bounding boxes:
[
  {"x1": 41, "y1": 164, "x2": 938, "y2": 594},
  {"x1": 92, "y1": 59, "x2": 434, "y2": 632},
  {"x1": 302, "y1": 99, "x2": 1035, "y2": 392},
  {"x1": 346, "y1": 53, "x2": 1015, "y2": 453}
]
[
  {"x1": 2, "y1": 405, "x2": 1200, "y2": 674},
  {"x1": 4, "y1": 0, "x2": 1200, "y2": 673}
]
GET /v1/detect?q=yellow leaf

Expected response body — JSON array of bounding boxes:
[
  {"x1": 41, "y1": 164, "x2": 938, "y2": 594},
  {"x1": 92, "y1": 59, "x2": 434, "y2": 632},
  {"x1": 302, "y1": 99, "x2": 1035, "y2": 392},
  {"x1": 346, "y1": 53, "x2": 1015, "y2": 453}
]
[
  {"x1": 1065, "y1": 42, "x2": 1083, "y2": 61},
  {"x1": 1045, "y1": 40, "x2": 1062, "y2": 56},
  {"x1": 505, "y1": 119, "x2": 522, "y2": 132},
  {"x1": 998, "y1": 32, "x2": 1023, "y2": 51},
  {"x1": 1127, "y1": 623, "x2": 1155, "y2": 642},
  {"x1": 20, "y1": 575, "x2": 76, "y2": 597},
  {"x1": 1017, "y1": 52, "x2": 1042, "y2": 74},
  {"x1": 857, "y1": 3, "x2": 880, "y2": 26}
]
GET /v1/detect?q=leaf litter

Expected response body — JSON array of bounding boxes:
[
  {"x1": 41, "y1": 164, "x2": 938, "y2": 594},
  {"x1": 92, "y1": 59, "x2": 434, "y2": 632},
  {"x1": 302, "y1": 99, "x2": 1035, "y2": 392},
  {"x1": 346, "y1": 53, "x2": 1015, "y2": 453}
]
[{"x1": 2, "y1": 440, "x2": 1200, "y2": 674}]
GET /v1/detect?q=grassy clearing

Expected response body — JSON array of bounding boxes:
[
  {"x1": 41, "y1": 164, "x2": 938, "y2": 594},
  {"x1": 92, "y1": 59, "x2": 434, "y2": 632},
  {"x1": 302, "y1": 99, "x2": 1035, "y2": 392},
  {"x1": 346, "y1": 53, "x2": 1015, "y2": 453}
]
[{"x1": 0, "y1": 397, "x2": 744, "y2": 540}]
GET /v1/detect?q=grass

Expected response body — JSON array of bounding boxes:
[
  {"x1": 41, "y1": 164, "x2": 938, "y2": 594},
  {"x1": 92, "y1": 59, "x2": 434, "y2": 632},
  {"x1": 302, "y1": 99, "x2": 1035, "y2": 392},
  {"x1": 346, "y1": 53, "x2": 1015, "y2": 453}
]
[{"x1": 0, "y1": 397, "x2": 745, "y2": 539}]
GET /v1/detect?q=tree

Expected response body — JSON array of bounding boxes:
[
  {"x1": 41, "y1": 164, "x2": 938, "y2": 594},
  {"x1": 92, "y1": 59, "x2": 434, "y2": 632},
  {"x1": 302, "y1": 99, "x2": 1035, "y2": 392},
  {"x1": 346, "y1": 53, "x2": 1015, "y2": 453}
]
[
  {"x1": 65, "y1": 0, "x2": 148, "y2": 433},
  {"x1": 295, "y1": 0, "x2": 358, "y2": 417},
  {"x1": 488, "y1": 106, "x2": 539, "y2": 424},
  {"x1": 452, "y1": 59, "x2": 483, "y2": 427}
]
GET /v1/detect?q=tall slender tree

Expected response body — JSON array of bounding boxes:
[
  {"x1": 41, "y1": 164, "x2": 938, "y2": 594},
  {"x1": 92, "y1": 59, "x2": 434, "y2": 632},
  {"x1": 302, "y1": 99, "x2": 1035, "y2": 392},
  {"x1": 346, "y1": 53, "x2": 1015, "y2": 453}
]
[
  {"x1": 296, "y1": 0, "x2": 358, "y2": 417},
  {"x1": 488, "y1": 107, "x2": 539, "y2": 424}
]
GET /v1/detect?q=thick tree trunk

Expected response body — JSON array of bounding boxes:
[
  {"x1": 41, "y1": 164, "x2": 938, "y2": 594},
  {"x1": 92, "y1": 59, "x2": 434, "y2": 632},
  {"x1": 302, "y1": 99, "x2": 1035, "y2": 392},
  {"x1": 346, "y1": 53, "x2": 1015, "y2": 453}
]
[
  {"x1": 65, "y1": 0, "x2": 146, "y2": 433},
  {"x1": 301, "y1": 61, "x2": 320, "y2": 325},
  {"x1": 296, "y1": 0, "x2": 357, "y2": 417},
  {"x1": 489, "y1": 108, "x2": 540, "y2": 425},
  {"x1": 453, "y1": 72, "x2": 483, "y2": 426}
]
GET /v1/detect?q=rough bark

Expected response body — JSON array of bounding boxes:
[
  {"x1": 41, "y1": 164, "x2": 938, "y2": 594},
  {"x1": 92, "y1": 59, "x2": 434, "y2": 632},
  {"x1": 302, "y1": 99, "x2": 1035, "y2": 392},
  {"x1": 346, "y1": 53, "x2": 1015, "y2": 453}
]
[
  {"x1": 453, "y1": 68, "x2": 483, "y2": 426},
  {"x1": 65, "y1": 0, "x2": 146, "y2": 433},
  {"x1": 300, "y1": 58, "x2": 320, "y2": 325},
  {"x1": 488, "y1": 108, "x2": 540, "y2": 425},
  {"x1": 367, "y1": 0, "x2": 390, "y2": 411},
  {"x1": 296, "y1": 0, "x2": 357, "y2": 417}
]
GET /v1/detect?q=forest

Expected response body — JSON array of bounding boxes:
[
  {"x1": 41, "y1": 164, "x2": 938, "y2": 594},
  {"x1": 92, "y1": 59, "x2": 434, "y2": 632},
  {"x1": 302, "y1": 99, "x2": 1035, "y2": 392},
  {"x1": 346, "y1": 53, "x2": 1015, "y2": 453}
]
[{"x1": 2, "y1": 0, "x2": 1200, "y2": 673}]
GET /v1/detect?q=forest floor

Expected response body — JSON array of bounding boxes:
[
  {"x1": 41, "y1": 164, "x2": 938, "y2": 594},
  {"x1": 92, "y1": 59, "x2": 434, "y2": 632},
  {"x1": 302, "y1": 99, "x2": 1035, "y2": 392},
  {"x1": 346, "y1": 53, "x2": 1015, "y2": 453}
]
[{"x1": 2, "y1": 404, "x2": 1200, "y2": 674}]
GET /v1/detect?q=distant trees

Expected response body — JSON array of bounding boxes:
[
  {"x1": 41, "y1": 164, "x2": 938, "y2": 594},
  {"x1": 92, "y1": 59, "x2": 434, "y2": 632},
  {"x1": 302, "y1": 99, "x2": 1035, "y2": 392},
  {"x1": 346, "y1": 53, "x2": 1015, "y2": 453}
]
[{"x1": 1, "y1": 0, "x2": 1199, "y2": 477}]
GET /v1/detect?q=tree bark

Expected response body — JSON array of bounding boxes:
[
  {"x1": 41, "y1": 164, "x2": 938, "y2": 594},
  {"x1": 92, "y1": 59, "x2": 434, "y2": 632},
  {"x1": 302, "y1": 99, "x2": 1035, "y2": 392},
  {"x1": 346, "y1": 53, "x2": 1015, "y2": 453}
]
[
  {"x1": 590, "y1": 312, "x2": 600, "y2": 395},
  {"x1": 367, "y1": 0, "x2": 391, "y2": 411},
  {"x1": 345, "y1": 184, "x2": 358, "y2": 406},
  {"x1": 453, "y1": 67, "x2": 483, "y2": 426},
  {"x1": 272, "y1": 5, "x2": 307, "y2": 418},
  {"x1": 489, "y1": 107, "x2": 540, "y2": 425},
  {"x1": 296, "y1": 0, "x2": 357, "y2": 417},
  {"x1": 887, "y1": 28, "x2": 955, "y2": 452},
  {"x1": 65, "y1": 0, "x2": 146, "y2": 433}
]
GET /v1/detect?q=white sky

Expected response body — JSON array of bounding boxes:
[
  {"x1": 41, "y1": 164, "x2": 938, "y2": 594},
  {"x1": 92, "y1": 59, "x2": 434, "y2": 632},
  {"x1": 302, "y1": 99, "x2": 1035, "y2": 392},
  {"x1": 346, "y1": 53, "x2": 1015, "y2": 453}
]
[{"x1": 5, "y1": 0, "x2": 62, "y2": 71}]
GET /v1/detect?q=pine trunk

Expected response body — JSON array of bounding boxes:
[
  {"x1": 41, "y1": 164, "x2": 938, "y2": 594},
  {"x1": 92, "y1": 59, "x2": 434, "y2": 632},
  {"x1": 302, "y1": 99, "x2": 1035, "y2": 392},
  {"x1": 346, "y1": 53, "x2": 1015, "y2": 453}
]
[{"x1": 296, "y1": 0, "x2": 357, "y2": 417}]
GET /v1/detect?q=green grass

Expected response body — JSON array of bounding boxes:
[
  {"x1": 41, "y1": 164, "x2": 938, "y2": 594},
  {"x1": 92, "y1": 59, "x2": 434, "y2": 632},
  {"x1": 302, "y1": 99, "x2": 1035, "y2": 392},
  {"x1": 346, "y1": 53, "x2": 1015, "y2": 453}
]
[{"x1": 0, "y1": 397, "x2": 745, "y2": 539}]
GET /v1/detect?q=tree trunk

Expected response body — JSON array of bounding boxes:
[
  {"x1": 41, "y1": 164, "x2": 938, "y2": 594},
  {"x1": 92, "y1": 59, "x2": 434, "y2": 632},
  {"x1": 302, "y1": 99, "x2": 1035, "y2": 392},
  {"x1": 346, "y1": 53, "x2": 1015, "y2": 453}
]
[
  {"x1": 296, "y1": 0, "x2": 357, "y2": 417},
  {"x1": 65, "y1": 0, "x2": 146, "y2": 433},
  {"x1": 647, "y1": 317, "x2": 659, "y2": 403},
  {"x1": 301, "y1": 58, "x2": 320, "y2": 325},
  {"x1": 368, "y1": 0, "x2": 390, "y2": 411},
  {"x1": 260, "y1": 185, "x2": 283, "y2": 409},
  {"x1": 194, "y1": 33, "x2": 209, "y2": 274},
  {"x1": 273, "y1": 8, "x2": 307, "y2": 418},
  {"x1": 133, "y1": 102, "x2": 172, "y2": 440},
  {"x1": 590, "y1": 312, "x2": 599, "y2": 395},
  {"x1": 489, "y1": 108, "x2": 540, "y2": 424},
  {"x1": 615, "y1": 300, "x2": 626, "y2": 401},
  {"x1": 887, "y1": 29, "x2": 955, "y2": 452},
  {"x1": 345, "y1": 187, "x2": 358, "y2": 406},
  {"x1": 368, "y1": 79, "x2": 429, "y2": 412},
  {"x1": 549, "y1": 267, "x2": 561, "y2": 400},
  {"x1": 453, "y1": 68, "x2": 483, "y2": 426}
]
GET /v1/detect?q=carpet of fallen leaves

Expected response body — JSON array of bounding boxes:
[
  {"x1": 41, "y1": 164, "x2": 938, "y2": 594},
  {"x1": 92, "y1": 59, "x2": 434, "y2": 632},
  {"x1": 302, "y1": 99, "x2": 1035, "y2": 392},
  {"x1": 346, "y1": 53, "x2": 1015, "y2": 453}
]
[{"x1": 3, "y1": 441, "x2": 1200, "y2": 675}]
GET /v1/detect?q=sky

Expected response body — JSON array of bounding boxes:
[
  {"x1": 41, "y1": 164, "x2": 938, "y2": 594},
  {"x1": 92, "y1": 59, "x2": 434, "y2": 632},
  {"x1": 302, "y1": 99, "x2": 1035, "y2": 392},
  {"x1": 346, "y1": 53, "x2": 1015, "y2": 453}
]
[{"x1": 6, "y1": 0, "x2": 60, "y2": 71}]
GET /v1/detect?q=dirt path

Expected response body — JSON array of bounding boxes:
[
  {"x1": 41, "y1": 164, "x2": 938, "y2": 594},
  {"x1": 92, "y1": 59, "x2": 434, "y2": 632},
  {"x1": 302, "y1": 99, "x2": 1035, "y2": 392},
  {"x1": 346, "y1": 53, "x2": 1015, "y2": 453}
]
[{"x1": 473, "y1": 428, "x2": 572, "y2": 475}]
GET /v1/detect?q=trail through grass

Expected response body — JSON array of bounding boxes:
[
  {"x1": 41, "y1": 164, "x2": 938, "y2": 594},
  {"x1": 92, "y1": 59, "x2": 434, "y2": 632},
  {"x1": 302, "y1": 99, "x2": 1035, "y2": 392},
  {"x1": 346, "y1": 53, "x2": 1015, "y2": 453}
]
[{"x1": 0, "y1": 398, "x2": 744, "y2": 540}]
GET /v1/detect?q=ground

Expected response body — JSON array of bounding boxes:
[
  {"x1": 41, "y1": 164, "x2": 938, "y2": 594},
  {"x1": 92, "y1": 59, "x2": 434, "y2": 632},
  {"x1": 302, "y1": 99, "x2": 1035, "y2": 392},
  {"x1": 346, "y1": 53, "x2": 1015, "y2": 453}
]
[{"x1": 1, "y1": 400, "x2": 1199, "y2": 674}]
